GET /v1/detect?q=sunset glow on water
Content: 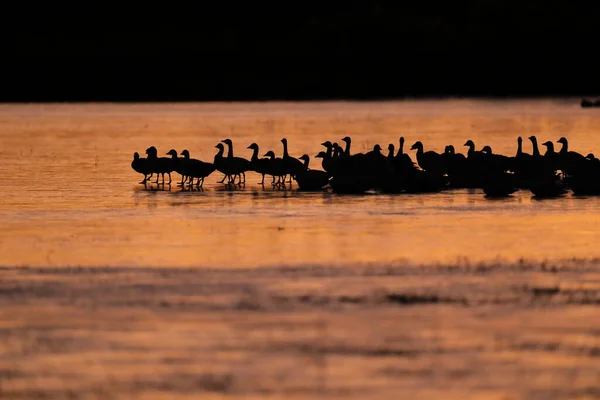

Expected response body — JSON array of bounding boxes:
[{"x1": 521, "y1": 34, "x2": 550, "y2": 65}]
[{"x1": 0, "y1": 99, "x2": 599, "y2": 399}]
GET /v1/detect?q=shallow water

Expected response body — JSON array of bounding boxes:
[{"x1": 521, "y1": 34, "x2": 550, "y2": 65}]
[
  {"x1": 0, "y1": 99, "x2": 599, "y2": 399},
  {"x1": 1, "y1": 99, "x2": 600, "y2": 267}
]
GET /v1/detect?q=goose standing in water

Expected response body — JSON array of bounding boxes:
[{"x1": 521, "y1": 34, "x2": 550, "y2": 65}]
[
  {"x1": 281, "y1": 138, "x2": 305, "y2": 184},
  {"x1": 247, "y1": 143, "x2": 270, "y2": 184},
  {"x1": 213, "y1": 143, "x2": 231, "y2": 183},
  {"x1": 145, "y1": 146, "x2": 177, "y2": 184},
  {"x1": 527, "y1": 136, "x2": 567, "y2": 197},
  {"x1": 541, "y1": 141, "x2": 560, "y2": 173},
  {"x1": 341, "y1": 136, "x2": 352, "y2": 157},
  {"x1": 263, "y1": 150, "x2": 286, "y2": 185},
  {"x1": 294, "y1": 154, "x2": 330, "y2": 190},
  {"x1": 512, "y1": 136, "x2": 534, "y2": 188},
  {"x1": 410, "y1": 141, "x2": 445, "y2": 175},
  {"x1": 393, "y1": 137, "x2": 416, "y2": 173},
  {"x1": 131, "y1": 152, "x2": 152, "y2": 184},
  {"x1": 556, "y1": 137, "x2": 587, "y2": 176},
  {"x1": 320, "y1": 141, "x2": 334, "y2": 173},
  {"x1": 180, "y1": 149, "x2": 215, "y2": 188},
  {"x1": 221, "y1": 139, "x2": 252, "y2": 184}
]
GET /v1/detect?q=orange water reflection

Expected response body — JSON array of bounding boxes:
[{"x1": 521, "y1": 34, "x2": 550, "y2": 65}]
[{"x1": 1, "y1": 99, "x2": 600, "y2": 267}]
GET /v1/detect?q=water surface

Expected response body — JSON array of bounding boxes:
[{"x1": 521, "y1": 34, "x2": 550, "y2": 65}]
[
  {"x1": 1, "y1": 99, "x2": 600, "y2": 267},
  {"x1": 0, "y1": 99, "x2": 599, "y2": 399}
]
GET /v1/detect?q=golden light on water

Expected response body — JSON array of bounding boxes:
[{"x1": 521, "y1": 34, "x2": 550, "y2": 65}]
[{"x1": 0, "y1": 100, "x2": 599, "y2": 399}]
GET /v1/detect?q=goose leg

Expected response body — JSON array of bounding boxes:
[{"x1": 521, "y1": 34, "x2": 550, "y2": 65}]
[
  {"x1": 154, "y1": 173, "x2": 160, "y2": 184},
  {"x1": 259, "y1": 174, "x2": 265, "y2": 185},
  {"x1": 218, "y1": 174, "x2": 227, "y2": 183},
  {"x1": 167, "y1": 173, "x2": 172, "y2": 184}
]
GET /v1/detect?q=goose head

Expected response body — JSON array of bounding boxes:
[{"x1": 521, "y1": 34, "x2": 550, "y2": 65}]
[
  {"x1": 299, "y1": 154, "x2": 310, "y2": 162},
  {"x1": 410, "y1": 141, "x2": 423, "y2": 151},
  {"x1": 399, "y1": 137, "x2": 405, "y2": 146},
  {"x1": 481, "y1": 145, "x2": 492, "y2": 154},
  {"x1": 447, "y1": 145, "x2": 455, "y2": 154},
  {"x1": 557, "y1": 137, "x2": 568, "y2": 145},
  {"x1": 321, "y1": 140, "x2": 333, "y2": 148},
  {"x1": 133, "y1": 152, "x2": 140, "y2": 160},
  {"x1": 528, "y1": 135, "x2": 538, "y2": 143},
  {"x1": 145, "y1": 146, "x2": 157, "y2": 156},
  {"x1": 247, "y1": 143, "x2": 258, "y2": 150},
  {"x1": 388, "y1": 143, "x2": 395, "y2": 152},
  {"x1": 315, "y1": 151, "x2": 327, "y2": 159},
  {"x1": 341, "y1": 136, "x2": 351, "y2": 144},
  {"x1": 372, "y1": 144, "x2": 382, "y2": 153},
  {"x1": 180, "y1": 149, "x2": 190, "y2": 158},
  {"x1": 215, "y1": 143, "x2": 224, "y2": 150},
  {"x1": 166, "y1": 149, "x2": 178, "y2": 157},
  {"x1": 586, "y1": 153, "x2": 596, "y2": 160},
  {"x1": 221, "y1": 138, "x2": 232, "y2": 146},
  {"x1": 263, "y1": 150, "x2": 275, "y2": 158},
  {"x1": 464, "y1": 139, "x2": 475, "y2": 148},
  {"x1": 280, "y1": 138, "x2": 288, "y2": 145},
  {"x1": 517, "y1": 136, "x2": 523, "y2": 144}
]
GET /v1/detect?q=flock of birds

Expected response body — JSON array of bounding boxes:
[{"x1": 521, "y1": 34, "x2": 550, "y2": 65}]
[{"x1": 131, "y1": 136, "x2": 600, "y2": 197}]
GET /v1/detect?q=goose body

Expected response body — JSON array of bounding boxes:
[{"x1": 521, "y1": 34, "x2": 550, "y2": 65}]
[
  {"x1": 180, "y1": 150, "x2": 215, "y2": 187},
  {"x1": 294, "y1": 154, "x2": 330, "y2": 190},
  {"x1": 410, "y1": 141, "x2": 444, "y2": 174},
  {"x1": 281, "y1": 138, "x2": 305, "y2": 183},
  {"x1": 247, "y1": 143, "x2": 271, "y2": 184},
  {"x1": 131, "y1": 152, "x2": 152, "y2": 184},
  {"x1": 221, "y1": 139, "x2": 252, "y2": 184}
]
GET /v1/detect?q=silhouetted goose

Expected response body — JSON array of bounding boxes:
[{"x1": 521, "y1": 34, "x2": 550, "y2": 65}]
[
  {"x1": 213, "y1": 143, "x2": 230, "y2": 183},
  {"x1": 480, "y1": 145, "x2": 513, "y2": 173},
  {"x1": 442, "y1": 145, "x2": 469, "y2": 188},
  {"x1": 586, "y1": 153, "x2": 600, "y2": 164},
  {"x1": 341, "y1": 136, "x2": 352, "y2": 157},
  {"x1": 281, "y1": 138, "x2": 305, "y2": 183},
  {"x1": 221, "y1": 139, "x2": 252, "y2": 184},
  {"x1": 393, "y1": 137, "x2": 417, "y2": 174},
  {"x1": 463, "y1": 140, "x2": 485, "y2": 172},
  {"x1": 320, "y1": 141, "x2": 334, "y2": 172},
  {"x1": 528, "y1": 135, "x2": 555, "y2": 179},
  {"x1": 512, "y1": 136, "x2": 535, "y2": 187},
  {"x1": 387, "y1": 144, "x2": 395, "y2": 161},
  {"x1": 528, "y1": 136, "x2": 542, "y2": 158},
  {"x1": 556, "y1": 137, "x2": 587, "y2": 176},
  {"x1": 366, "y1": 144, "x2": 385, "y2": 159},
  {"x1": 332, "y1": 142, "x2": 344, "y2": 159},
  {"x1": 410, "y1": 141, "x2": 444, "y2": 174},
  {"x1": 294, "y1": 154, "x2": 330, "y2": 190},
  {"x1": 175, "y1": 149, "x2": 191, "y2": 186},
  {"x1": 131, "y1": 152, "x2": 152, "y2": 184},
  {"x1": 263, "y1": 150, "x2": 286, "y2": 185},
  {"x1": 541, "y1": 141, "x2": 560, "y2": 172},
  {"x1": 180, "y1": 149, "x2": 215, "y2": 188},
  {"x1": 145, "y1": 146, "x2": 177, "y2": 184},
  {"x1": 247, "y1": 143, "x2": 270, "y2": 184}
]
